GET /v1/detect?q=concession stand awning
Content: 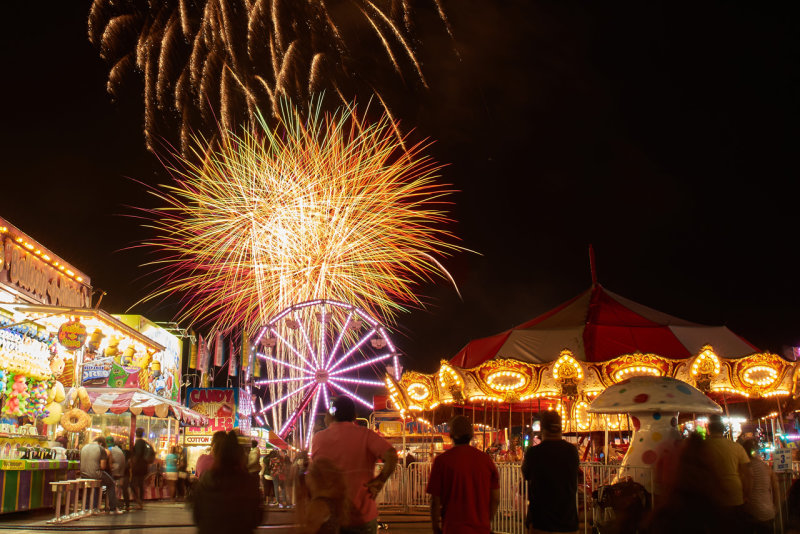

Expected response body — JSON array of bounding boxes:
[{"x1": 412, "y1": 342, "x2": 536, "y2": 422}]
[{"x1": 83, "y1": 387, "x2": 209, "y2": 426}]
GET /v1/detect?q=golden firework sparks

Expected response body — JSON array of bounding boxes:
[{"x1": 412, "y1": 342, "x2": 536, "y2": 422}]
[
  {"x1": 139, "y1": 99, "x2": 462, "y2": 334},
  {"x1": 88, "y1": 0, "x2": 457, "y2": 154}
]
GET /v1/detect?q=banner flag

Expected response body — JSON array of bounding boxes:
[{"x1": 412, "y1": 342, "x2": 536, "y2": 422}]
[
  {"x1": 214, "y1": 332, "x2": 224, "y2": 367},
  {"x1": 188, "y1": 330, "x2": 198, "y2": 370},
  {"x1": 228, "y1": 337, "x2": 237, "y2": 377}
]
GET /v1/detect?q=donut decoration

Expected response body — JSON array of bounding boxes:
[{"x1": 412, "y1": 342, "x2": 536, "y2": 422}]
[
  {"x1": 2, "y1": 374, "x2": 30, "y2": 417},
  {"x1": 60, "y1": 408, "x2": 91, "y2": 433}
]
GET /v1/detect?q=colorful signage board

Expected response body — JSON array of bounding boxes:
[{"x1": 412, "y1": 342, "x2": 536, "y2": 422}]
[
  {"x1": 0, "y1": 217, "x2": 92, "y2": 307},
  {"x1": 185, "y1": 388, "x2": 239, "y2": 435},
  {"x1": 115, "y1": 315, "x2": 182, "y2": 402},
  {"x1": 57, "y1": 320, "x2": 87, "y2": 350},
  {"x1": 81, "y1": 357, "x2": 141, "y2": 388},
  {"x1": 773, "y1": 448, "x2": 793, "y2": 472}
]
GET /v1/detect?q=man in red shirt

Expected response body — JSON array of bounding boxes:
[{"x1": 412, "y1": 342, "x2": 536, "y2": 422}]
[
  {"x1": 427, "y1": 415, "x2": 500, "y2": 534},
  {"x1": 311, "y1": 396, "x2": 397, "y2": 534}
]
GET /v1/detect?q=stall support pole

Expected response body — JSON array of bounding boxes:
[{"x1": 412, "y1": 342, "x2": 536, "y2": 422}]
[
  {"x1": 775, "y1": 398, "x2": 785, "y2": 436},
  {"x1": 130, "y1": 414, "x2": 137, "y2": 450},
  {"x1": 482, "y1": 402, "x2": 487, "y2": 452}
]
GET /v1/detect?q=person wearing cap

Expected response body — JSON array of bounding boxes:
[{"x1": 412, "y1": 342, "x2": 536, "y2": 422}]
[
  {"x1": 426, "y1": 415, "x2": 500, "y2": 534},
  {"x1": 311, "y1": 396, "x2": 397, "y2": 534},
  {"x1": 702, "y1": 415, "x2": 750, "y2": 528},
  {"x1": 521, "y1": 411, "x2": 579, "y2": 534}
]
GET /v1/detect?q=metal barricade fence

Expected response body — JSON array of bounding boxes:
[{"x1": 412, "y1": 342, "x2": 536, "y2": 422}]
[
  {"x1": 376, "y1": 461, "x2": 655, "y2": 534},
  {"x1": 492, "y1": 462, "x2": 528, "y2": 534},
  {"x1": 578, "y1": 463, "x2": 654, "y2": 534},
  {"x1": 375, "y1": 462, "x2": 406, "y2": 509},
  {"x1": 405, "y1": 462, "x2": 433, "y2": 509}
]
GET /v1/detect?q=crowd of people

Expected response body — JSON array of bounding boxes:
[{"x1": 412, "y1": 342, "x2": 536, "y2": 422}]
[
  {"x1": 76, "y1": 405, "x2": 799, "y2": 534},
  {"x1": 78, "y1": 426, "x2": 186, "y2": 513}
]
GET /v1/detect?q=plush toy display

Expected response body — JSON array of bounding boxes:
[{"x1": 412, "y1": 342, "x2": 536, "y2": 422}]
[
  {"x1": 2, "y1": 374, "x2": 30, "y2": 417},
  {"x1": 42, "y1": 401, "x2": 63, "y2": 425}
]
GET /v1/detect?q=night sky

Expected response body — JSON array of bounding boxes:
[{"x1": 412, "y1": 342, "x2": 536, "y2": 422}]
[{"x1": 1, "y1": 2, "x2": 798, "y2": 375}]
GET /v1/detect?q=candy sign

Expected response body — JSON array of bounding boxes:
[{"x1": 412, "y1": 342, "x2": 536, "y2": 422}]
[{"x1": 185, "y1": 388, "x2": 239, "y2": 435}]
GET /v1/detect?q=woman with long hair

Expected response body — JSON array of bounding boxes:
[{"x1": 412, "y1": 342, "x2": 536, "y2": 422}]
[{"x1": 192, "y1": 431, "x2": 263, "y2": 534}]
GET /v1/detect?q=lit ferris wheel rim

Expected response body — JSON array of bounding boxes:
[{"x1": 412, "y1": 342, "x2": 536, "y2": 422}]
[{"x1": 251, "y1": 299, "x2": 400, "y2": 447}]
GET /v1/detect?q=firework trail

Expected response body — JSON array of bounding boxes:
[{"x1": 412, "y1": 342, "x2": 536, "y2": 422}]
[
  {"x1": 138, "y1": 99, "x2": 462, "y2": 336},
  {"x1": 88, "y1": 0, "x2": 456, "y2": 153}
]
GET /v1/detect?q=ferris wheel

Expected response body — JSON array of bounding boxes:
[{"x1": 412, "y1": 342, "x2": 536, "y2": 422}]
[{"x1": 252, "y1": 300, "x2": 399, "y2": 449}]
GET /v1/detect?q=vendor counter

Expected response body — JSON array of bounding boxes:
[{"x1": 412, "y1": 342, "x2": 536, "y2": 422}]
[{"x1": 0, "y1": 459, "x2": 80, "y2": 514}]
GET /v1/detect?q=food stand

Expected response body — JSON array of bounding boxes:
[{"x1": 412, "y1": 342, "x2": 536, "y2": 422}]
[
  {"x1": 0, "y1": 216, "x2": 207, "y2": 508},
  {"x1": 0, "y1": 217, "x2": 92, "y2": 513}
]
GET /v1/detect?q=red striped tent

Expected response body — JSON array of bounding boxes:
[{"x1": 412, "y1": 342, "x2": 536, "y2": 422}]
[{"x1": 451, "y1": 284, "x2": 759, "y2": 368}]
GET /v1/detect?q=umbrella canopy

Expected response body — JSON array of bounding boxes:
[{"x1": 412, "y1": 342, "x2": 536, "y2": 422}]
[
  {"x1": 82, "y1": 387, "x2": 208, "y2": 426},
  {"x1": 451, "y1": 285, "x2": 758, "y2": 368}
]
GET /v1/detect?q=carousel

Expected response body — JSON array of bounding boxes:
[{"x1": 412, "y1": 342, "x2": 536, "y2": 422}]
[{"x1": 385, "y1": 284, "x2": 798, "y2": 446}]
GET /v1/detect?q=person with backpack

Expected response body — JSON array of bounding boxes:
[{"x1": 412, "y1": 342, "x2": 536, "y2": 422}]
[{"x1": 131, "y1": 427, "x2": 155, "y2": 509}]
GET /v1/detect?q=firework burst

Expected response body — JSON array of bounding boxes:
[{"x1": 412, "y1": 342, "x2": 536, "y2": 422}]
[
  {"x1": 88, "y1": 0, "x2": 456, "y2": 153},
  {"x1": 139, "y1": 99, "x2": 461, "y2": 335}
]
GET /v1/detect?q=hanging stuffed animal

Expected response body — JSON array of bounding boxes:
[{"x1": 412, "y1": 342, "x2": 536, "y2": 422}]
[{"x1": 2, "y1": 374, "x2": 29, "y2": 417}]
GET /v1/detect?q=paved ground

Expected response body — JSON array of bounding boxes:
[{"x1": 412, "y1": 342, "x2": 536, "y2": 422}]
[{"x1": 0, "y1": 502, "x2": 432, "y2": 533}]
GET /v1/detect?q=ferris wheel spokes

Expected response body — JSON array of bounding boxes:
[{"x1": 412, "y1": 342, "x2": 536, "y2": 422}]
[
  {"x1": 327, "y1": 328, "x2": 377, "y2": 372},
  {"x1": 328, "y1": 380, "x2": 374, "y2": 409},
  {"x1": 329, "y1": 376, "x2": 385, "y2": 386},
  {"x1": 258, "y1": 352, "x2": 314, "y2": 375},
  {"x1": 329, "y1": 353, "x2": 393, "y2": 376},
  {"x1": 322, "y1": 310, "x2": 354, "y2": 370},
  {"x1": 305, "y1": 386, "x2": 323, "y2": 449},
  {"x1": 321, "y1": 383, "x2": 330, "y2": 410},
  {"x1": 295, "y1": 317, "x2": 316, "y2": 363},
  {"x1": 269, "y1": 327, "x2": 317, "y2": 371},
  {"x1": 260, "y1": 380, "x2": 316, "y2": 413},
  {"x1": 255, "y1": 376, "x2": 314, "y2": 386},
  {"x1": 253, "y1": 300, "x2": 397, "y2": 446},
  {"x1": 318, "y1": 307, "x2": 327, "y2": 368}
]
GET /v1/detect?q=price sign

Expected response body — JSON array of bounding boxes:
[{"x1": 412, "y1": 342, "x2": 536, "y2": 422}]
[{"x1": 773, "y1": 448, "x2": 793, "y2": 472}]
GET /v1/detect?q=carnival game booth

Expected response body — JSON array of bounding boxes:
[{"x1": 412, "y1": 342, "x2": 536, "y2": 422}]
[
  {"x1": 0, "y1": 303, "x2": 207, "y2": 503},
  {"x1": 81, "y1": 387, "x2": 208, "y2": 499},
  {"x1": 386, "y1": 284, "x2": 798, "y2": 460},
  {"x1": 0, "y1": 218, "x2": 92, "y2": 513}
]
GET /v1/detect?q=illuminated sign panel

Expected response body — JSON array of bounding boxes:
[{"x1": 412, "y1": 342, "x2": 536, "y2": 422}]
[{"x1": 0, "y1": 217, "x2": 91, "y2": 307}]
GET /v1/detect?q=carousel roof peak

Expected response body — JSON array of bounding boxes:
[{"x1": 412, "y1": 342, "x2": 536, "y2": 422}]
[{"x1": 450, "y1": 284, "x2": 760, "y2": 368}]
